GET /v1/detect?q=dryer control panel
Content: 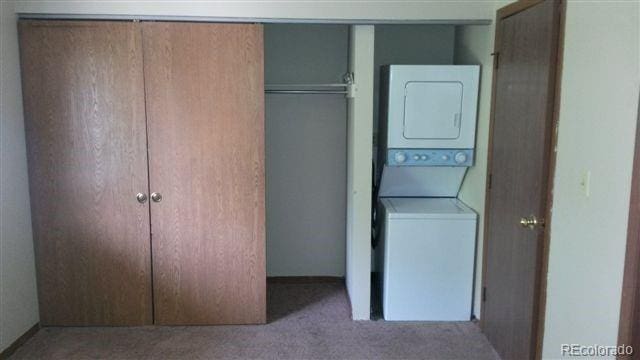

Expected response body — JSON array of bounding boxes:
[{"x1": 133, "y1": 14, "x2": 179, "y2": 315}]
[{"x1": 387, "y1": 148, "x2": 473, "y2": 167}]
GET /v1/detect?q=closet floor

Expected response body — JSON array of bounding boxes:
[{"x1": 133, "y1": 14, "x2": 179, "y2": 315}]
[{"x1": 9, "y1": 281, "x2": 498, "y2": 360}]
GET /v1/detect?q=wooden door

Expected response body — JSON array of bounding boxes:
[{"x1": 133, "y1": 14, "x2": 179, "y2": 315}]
[
  {"x1": 19, "y1": 21, "x2": 152, "y2": 325},
  {"x1": 618, "y1": 96, "x2": 640, "y2": 357},
  {"x1": 142, "y1": 23, "x2": 266, "y2": 325},
  {"x1": 481, "y1": 1, "x2": 563, "y2": 359}
]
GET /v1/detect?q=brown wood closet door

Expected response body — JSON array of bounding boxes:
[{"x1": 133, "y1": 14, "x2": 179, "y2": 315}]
[
  {"x1": 142, "y1": 22, "x2": 266, "y2": 325},
  {"x1": 618, "y1": 96, "x2": 640, "y2": 357},
  {"x1": 481, "y1": 1, "x2": 562, "y2": 359},
  {"x1": 19, "y1": 21, "x2": 152, "y2": 325}
]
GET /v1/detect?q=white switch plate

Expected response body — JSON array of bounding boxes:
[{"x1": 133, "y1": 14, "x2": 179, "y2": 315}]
[{"x1": 580, "y1": 170, "x2": 591, "y2": 197}]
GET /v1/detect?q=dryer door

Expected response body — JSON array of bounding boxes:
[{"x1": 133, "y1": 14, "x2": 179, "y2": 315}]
[{"x1": 403, "y1": 81, "x2": 462, "y2": 140}]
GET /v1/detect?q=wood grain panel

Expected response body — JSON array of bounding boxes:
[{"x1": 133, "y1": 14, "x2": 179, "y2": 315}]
[
  {"x1": 142, "y1": 22, "x2": 266, "y2": 324},
  {"x1": 18, "y1": 20, "x2": 152, "y2": 325},
  {"x1": 618, "y1": 94, "x2": 640, "y2": 355},
  {"x1": 481, "y1": 1, "x2": 562, "y2": 359}
]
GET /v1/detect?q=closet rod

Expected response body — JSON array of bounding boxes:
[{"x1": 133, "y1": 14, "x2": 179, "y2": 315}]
[
  {"x1": 265, "y1": 90, "x2": 348, "y2": 94},
  {"x1": 265, "y1": 83, "x2": 347, "y2": 87}
]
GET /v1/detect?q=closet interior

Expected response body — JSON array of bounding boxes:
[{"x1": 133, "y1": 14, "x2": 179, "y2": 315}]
[
  {"x1": 264, "y1": 24, "x2": 349, "y2": 279},
  {"x1": 370, "y1": 24, "x2": 485, "y2": 321}
]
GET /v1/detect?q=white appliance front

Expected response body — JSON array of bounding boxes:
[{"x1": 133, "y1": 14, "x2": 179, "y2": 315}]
[
  {"x1": 384, "y1": 65, "x2": 480, "y2": 150},
  {"x1": 376, "y1": 65, "x2": 480, "y2": 198},
  {"x1": 378, "y1": 197, "x2": 477, "y2": 321},
  {"x1": 377, "y1": 166, "x2": 467, "y2": 198},
  {"x1": 404, "y1": 81, "x2": 463, "y2": 140}
]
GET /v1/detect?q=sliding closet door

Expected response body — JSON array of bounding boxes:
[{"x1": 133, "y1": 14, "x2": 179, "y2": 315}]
[
  {"x1": 142, "y1": 23, "x2": 266, "y2": 324},
  {"x1": 19, "y1": 21, "x2": 152, "y2": 325}
]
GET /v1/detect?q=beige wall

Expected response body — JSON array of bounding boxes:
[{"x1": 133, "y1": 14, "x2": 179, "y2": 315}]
[
  {"x1": 454, "y1": 24, "x2": 495, "y2": 319},
  {"x1": 542, "y1": 1, "x2": 640, "y2": 358},
  {"x1": 0, "y1": 1, "x2": 40, "y2": 351}
]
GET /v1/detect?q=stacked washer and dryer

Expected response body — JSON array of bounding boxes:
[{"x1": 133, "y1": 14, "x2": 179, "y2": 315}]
[{"x1": 375, "y1": 65, "x2": 480, "y2": 321}]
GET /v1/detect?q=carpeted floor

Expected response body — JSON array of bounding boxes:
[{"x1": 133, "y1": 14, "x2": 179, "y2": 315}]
[{"x1": 10, "y1": 281, "x2": 499, "y2": 359}]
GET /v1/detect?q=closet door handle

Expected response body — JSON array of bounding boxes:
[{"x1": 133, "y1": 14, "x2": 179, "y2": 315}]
[
  {"x1": 151, "y1": 192, "x2": 162, "y2": 203},
  {"x1": 136, "y1": 193, "x2": 148, "y2": 203}
]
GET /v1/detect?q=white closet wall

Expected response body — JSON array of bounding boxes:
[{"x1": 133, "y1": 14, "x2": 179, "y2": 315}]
[
  {"x1": 265, "y1": 25, "x2": 348, "y2": 276},
  {"x1": 0, "y1": 2, "x2": 39, "y2": 349}
]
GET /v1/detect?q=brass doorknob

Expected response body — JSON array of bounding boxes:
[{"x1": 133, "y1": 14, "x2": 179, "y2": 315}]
[
  {"x1": 520, "y1": 215, "x2": 544, "y2": 230},
  {"x1": 136, "y1": 193, "x2": 148, "y2": 203},
  {"x1": 151, "y1": 192, "x2": 162, "y2": 203}
]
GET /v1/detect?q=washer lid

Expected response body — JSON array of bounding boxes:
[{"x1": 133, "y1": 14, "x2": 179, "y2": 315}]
[{"x1": 381, "y1": 197, "x2": 477, "y2": 220}]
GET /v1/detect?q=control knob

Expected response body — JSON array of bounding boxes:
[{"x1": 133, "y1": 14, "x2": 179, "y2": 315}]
[
  {"x1": 394, "y1": 152, "x2": 407, "y2": 163},
  {"x1": 454, "y1": 152, "x2": 468, "y2": 164}
]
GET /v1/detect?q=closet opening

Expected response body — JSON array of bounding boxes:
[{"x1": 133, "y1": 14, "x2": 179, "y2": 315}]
[
  {"x1": 371, "y1": 24, "x2": 491, "y2": 322},
  {"x1": 264, "y1": 24, "x2": 351, "y2": 321}
]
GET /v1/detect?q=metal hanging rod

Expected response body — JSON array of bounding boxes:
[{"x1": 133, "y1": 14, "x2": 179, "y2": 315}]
[
  {"x1": 264, "y1": 84, "x2": 349, "y2": 95},
  {"x1": 265, "y1": 83, "x2": 348, "y2": 88},
  {"x1": 265, "y1": 89, "x2": 348, "y2": 95},
  {"x1": 265, "y1": 74, "x2": 353, "y2": 95}
]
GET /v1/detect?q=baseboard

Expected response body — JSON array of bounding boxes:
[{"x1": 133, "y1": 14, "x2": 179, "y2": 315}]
[
  {"x1": 267, "y1": 276, "x2": 345, "y2": 284},
  {"x1": 0, "y1": 323, "x2": 40, "y2": 360}
]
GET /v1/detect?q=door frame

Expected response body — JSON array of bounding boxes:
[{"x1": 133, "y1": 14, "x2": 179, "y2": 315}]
[
  {"x1": 617, "y1": 95, "x2": 640, "y2": 353},
  {"x1": 479, "y1": 1, "x2": 566, "y2": 359}
]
